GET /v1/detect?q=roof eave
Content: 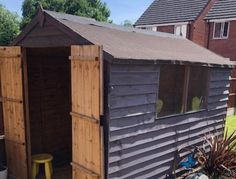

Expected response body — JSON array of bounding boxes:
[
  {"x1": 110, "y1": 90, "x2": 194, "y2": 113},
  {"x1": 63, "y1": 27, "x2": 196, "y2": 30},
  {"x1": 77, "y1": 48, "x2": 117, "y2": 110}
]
[
  {"x1": 205, "y1": 17, "x2": 236, "y2": 22},
  {"x1": 11, "y1": 10, "x2": 43, "y2": 46},
  {"x1": 44, "y1": 11, "x2": 115, "y2": 62},
  {"x1": 112, "y1": 58, "x2": 235, "y2": 69},
  {"x1": 135, "y1": 21, "x2": 192, "y2": 28}
]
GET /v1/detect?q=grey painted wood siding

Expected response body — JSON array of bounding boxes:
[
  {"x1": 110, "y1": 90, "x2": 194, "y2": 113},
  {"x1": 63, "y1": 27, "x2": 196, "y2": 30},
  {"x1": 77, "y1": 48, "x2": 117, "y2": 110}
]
[{"x1": 107, "y1": 64, "x2": 230, "y2": 179}]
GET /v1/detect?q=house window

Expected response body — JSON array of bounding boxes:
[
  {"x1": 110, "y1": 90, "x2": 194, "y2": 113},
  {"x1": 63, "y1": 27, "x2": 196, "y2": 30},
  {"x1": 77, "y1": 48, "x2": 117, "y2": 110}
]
[
  {"x1": 213, "y1": 22, "x2": 230, "y2": 39},
  {"x1": 157, "y1": 65, "x2": 209, "y2": 118},
  {"x1": 174, "y1": 24, "x2": 187, "y2": 38},
  {"x1": 145, "y1": 26, "x2": 157, "y2": 31}
]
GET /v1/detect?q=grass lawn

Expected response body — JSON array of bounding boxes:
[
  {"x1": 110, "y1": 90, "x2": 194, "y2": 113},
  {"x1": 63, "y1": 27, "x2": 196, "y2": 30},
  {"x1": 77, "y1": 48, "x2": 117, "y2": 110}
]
[{"x1": 225, "y1": 115, "x2": 236, "y2": 136}]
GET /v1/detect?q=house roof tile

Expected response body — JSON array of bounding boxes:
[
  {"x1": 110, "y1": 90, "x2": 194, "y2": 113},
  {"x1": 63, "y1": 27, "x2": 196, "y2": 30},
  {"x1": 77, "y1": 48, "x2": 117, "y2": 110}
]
[
  {"x1": 205, "y1": 0, "x2": 236, "y2": 20},
  {"x1": 135, "y1": 0, "x2": 209, "y2": 26}
]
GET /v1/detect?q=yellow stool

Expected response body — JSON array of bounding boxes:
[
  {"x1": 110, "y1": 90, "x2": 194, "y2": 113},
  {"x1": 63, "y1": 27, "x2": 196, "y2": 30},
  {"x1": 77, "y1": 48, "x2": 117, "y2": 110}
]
[{"x1": 32, "y1": 153, "x2": 53, "y2": 179}]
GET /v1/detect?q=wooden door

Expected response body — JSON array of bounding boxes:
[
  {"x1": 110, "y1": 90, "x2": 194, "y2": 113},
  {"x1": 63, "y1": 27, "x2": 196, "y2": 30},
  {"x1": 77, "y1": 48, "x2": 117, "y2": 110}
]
[
  {"x1": 70, "y1": 45, "x2": 104, "y2": 179},
  {"x1": 0, "y1": 47, "x2": 30, "y2": 179}
]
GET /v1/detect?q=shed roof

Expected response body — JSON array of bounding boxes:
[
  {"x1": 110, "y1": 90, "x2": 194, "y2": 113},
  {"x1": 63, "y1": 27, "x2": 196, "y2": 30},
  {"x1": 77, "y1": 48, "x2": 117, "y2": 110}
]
[
  {"x1": 205, "y1": 0, "x2": 236, "y2": 20},
  {"x1": 14, "y1": 10, "x2": 234, "y2": 67},
  {"x1": 135, "y1": 0, "x2": 209, "y2": 26}
]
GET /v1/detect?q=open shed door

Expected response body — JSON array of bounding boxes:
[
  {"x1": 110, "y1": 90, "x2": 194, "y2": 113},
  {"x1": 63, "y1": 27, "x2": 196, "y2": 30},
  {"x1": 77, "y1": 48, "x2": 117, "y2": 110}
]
[
  {"x1": 70, "y1": 45, "x2": 104, "y2": 179},
  {"x1": 0, "y1": 47, "x2": 30, "y2": 179}
]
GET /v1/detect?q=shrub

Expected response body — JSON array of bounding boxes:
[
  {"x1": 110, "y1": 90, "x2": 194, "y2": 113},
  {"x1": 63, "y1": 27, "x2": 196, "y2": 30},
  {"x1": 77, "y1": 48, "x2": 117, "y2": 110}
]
[{"x1": 197, "y1": 131, "x2": 236, "y2": 178}]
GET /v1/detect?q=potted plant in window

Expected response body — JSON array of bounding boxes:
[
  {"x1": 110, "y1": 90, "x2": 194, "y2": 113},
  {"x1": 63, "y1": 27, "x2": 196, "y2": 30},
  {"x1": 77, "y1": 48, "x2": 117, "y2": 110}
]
[{"x1": 0, "y1": 135, "x2": 7, "y2": 179}]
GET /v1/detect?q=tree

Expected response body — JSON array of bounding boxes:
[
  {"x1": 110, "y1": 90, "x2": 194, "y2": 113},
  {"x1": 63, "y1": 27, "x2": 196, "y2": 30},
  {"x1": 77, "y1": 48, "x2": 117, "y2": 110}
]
[
  {"x1": 0, "y1": 5, "x2": 20, "y2": 45},
  {"x1": 21, "y1": 0, "x2": 111, "y2": 28},
  {"x1": 123, "y1": 20, "x2": 133, "y2": 27}
]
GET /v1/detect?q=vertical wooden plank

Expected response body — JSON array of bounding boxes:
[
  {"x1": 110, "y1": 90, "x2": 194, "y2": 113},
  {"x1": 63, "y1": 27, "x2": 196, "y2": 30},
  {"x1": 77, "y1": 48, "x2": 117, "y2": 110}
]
[
  {"x1": 70, "y1": 45, "x2": 103, "y2": 179},
  {"x1": 22, "y1": 48, "x2": 32, "y2": 178},
  {"x1": 99, "y1": 46, "x2": 104, "y2": 115},
  {"x1": 0, "y1": 65, "x2": 3, "y2": 135},
  {"x1": 206, "y1": 68, "x2": 211, "y2": 109},
  {"x1": 182, "y1": 66, "x2": 190, "y2": 112},
  {"x1": 100, "y1": 127, "x2": 104, "y2": 179},
  {"x1": 0, "y1": 47, "x2": 29, "y2": 179}
]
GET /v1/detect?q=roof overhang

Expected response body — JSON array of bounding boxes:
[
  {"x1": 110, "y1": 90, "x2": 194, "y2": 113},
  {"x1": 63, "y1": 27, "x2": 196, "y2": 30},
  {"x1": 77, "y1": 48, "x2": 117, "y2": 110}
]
[
  {"x1": 112, "y1": 58, "x2": 235, "y2": 69},
  {"x1": 135, "y1": 21, "x2": 191, "y2": 28},
  {"x1": 206, "y1": 17, "x2": 236, "y2": 22},
  {"x1": 11, "y1": 13, "x2": 40, "y2": 46}
]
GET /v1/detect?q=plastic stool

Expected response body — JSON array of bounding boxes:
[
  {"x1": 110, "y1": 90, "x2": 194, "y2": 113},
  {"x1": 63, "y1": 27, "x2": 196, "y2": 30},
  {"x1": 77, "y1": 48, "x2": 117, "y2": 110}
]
[{"x1": 32, "y1": 153, "x2": 53, "y2": 179}]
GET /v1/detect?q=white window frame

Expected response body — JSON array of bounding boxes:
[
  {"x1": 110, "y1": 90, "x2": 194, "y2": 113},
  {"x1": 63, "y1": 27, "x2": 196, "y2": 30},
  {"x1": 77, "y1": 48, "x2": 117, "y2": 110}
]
[
  {"x1": 145, "y1": 26, "x2": 157, "y2": 31},
  {"x1": 174, "y1": 24, "x2": 187, "y2": 38},
  {"x1": 213, "y1": 21, "x2": 230, "y2": 39}
]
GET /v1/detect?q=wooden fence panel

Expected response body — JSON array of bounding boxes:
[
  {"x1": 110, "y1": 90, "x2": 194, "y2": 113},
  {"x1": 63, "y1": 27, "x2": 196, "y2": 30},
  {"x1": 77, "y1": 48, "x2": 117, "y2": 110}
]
[
  {"x1": 0, "y1": 47, "x2": 29, "y2": 179},
  {"x1": 70, "y1": 45, "x2": 104, "y2": 179},
  {"x1": 0, "y1": 69, "x2": 3, "y2": 135}
]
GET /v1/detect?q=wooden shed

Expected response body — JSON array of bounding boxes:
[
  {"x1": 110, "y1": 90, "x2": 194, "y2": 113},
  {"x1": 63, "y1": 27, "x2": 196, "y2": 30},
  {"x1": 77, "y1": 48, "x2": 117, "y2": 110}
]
[{"x1": 0, "y1": 9, "x2": 234, "y2": 179}]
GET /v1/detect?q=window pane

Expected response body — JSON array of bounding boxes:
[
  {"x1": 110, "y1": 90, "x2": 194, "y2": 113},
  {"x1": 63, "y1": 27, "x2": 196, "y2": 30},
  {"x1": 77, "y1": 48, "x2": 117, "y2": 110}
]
[
  {"x1": 214, "y1": 23, "x2": 221, "y2": 38},
  {"x1": 187, "y1": 67, "x2": 208, "y2": 111},
  {"x1": 158, "y1": 65, "x2": 185, "y2": 117},
  {"x1": 181, "y1": 25, "x2": 187, "y2": 38},
  {"x1": 152, "y1": 27, "x2": 157, "y2": 31},
  {"x1": 223, "y1": 22, "x2": 229, "y2": 37},
  {"x1": 175, "y1": 25, "x2": 181, "y2": 36}
]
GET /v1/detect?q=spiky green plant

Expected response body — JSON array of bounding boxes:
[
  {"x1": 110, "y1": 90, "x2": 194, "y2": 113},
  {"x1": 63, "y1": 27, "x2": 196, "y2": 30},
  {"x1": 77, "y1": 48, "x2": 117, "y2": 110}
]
[{"x1": 196, "y1": 130, "x2": 236, "y2": 178}]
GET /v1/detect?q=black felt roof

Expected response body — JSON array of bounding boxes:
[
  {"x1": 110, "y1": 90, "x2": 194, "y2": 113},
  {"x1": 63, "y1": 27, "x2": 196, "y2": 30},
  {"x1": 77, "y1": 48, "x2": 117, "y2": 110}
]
[
  {"x1": 12, "y1": 9, "x2": 234, "y2": 67},
  {"x1": 42, "y1": 10, "x2": 234, "y2": 66},
  {"x1": 135, "y1": 0, "x2": 209, "y2": 26}
]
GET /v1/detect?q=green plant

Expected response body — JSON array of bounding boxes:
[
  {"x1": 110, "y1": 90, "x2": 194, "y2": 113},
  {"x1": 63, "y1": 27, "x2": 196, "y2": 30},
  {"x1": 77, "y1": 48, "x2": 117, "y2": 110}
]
[
  {"x1": 21, "y1": 0, "x2": 111, "y2": 28},
  {"x1": 197, "y1": 131, "x2": 236, "y2": 178},
  {"x1": 0, "y1": 4, "x2": 20, "y2": 45}
]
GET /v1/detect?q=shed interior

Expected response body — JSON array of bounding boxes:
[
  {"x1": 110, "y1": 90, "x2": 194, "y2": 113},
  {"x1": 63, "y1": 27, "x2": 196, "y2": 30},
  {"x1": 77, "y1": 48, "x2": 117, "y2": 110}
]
[{"x1": 26, "y1": 47, "x2": 72, "y2": 177}]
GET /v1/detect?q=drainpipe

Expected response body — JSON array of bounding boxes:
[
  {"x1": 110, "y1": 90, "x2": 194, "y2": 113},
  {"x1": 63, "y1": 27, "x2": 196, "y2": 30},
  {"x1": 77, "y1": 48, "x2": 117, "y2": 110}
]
[
  {"x1": 206, "y1": 20, "x2": 210, "y2": 49},
  {"x1": 188, "y1": 22, "x2": 192, "y2": 40}
]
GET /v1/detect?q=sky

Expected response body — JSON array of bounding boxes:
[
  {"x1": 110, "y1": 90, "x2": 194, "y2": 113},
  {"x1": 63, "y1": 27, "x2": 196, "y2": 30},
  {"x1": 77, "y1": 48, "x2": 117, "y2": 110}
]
[{"x1": 0, "y1": 0, "x2": 153, "y2": 24}]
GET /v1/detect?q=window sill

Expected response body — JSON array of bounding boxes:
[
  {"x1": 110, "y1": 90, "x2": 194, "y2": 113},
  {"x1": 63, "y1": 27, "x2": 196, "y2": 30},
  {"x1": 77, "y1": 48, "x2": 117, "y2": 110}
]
[
  {"x1": 213, "y1": 37, "x2": 228, "y2": 40},
  {"x1": 156, "y1": 109, "x2": 207, "y2": 120}
]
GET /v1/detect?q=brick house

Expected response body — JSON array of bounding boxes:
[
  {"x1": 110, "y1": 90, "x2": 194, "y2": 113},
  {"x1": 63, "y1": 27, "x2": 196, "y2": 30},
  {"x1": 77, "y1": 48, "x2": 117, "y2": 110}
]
[{"x1": 135, "y1": 0, "x2": 236, "y2": 114}]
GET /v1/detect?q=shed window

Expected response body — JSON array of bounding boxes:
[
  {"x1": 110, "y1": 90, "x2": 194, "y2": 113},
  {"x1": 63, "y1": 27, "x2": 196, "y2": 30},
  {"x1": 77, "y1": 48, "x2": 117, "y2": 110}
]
[
  {"x1": 213, "y1": 22, "x2": 230, "y2": 39},
  {"x1": 157, "y1": 65, "x2": 209, "y2": 118},
  {"x1": 187, "y1": 67, "x2": 208, "y2": 111},
  {"x1": 157, "y1": 65, "x2": 185, "y2": 117}
]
